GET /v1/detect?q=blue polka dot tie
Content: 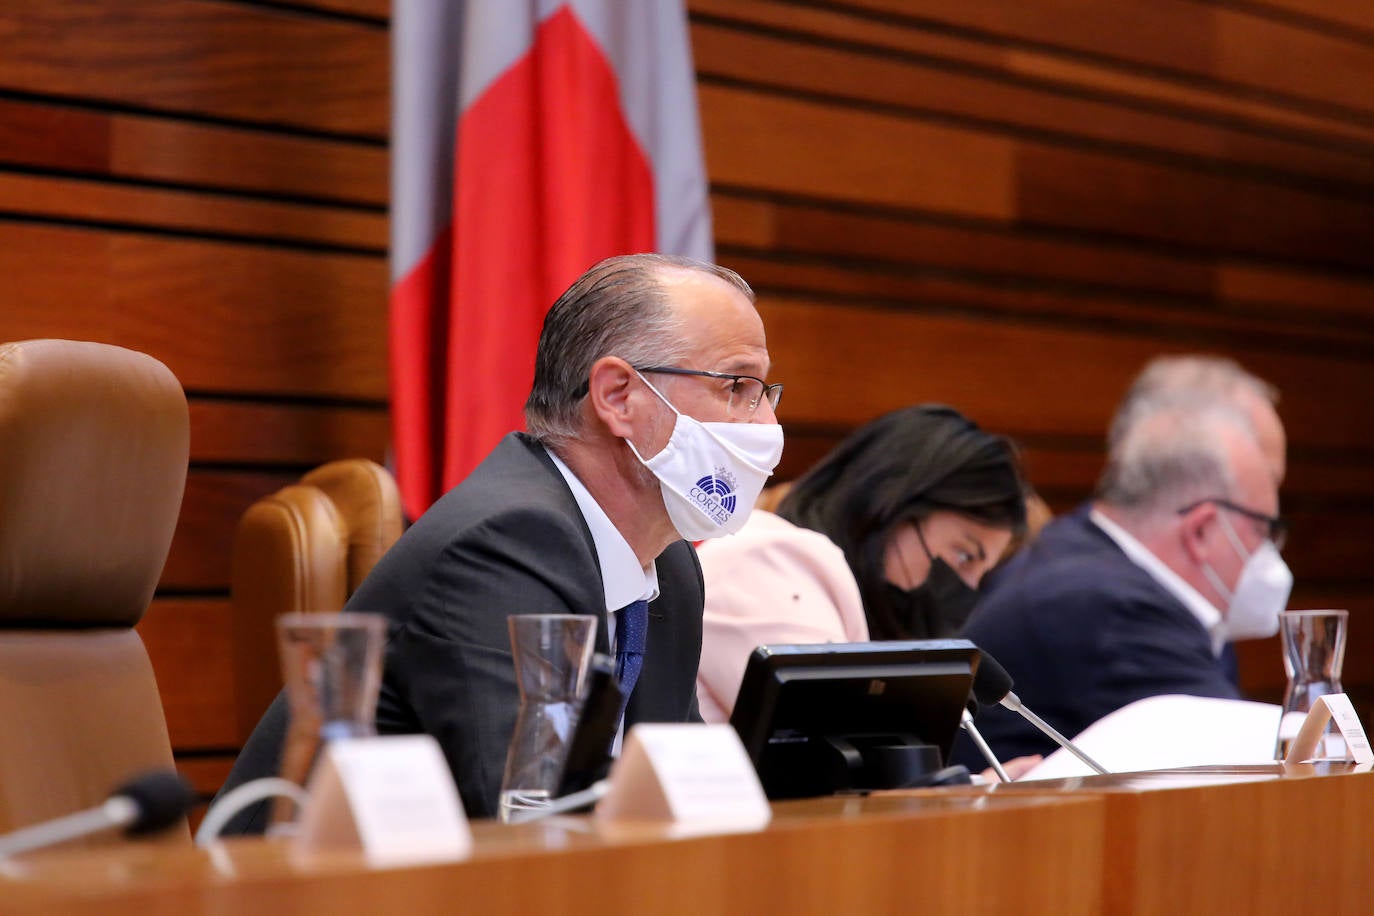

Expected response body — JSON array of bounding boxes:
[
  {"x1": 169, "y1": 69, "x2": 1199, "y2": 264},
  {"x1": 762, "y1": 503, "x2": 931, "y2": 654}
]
[{"x1": 614, "y1": 599, "x2": 649, "y2": 727}]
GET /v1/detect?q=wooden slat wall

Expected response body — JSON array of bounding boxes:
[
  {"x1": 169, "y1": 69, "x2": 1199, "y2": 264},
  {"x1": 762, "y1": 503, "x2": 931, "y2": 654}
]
[
  {"x1": 1, "y1": 0, "x2": 1370, "y2": 804},
  {"x1": 0, "y1": 0, "x2": 391, "y2": 806},
  {"x1": 694, "y1": 0, "x2": 1374, "y2": 716}
]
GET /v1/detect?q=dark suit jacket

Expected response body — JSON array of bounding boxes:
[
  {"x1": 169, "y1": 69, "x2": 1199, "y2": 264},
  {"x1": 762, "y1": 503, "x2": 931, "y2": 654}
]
[
  {"x1": 952, "y1": 503, "x2": 1239, "y2": 766},
  {"x1": 218, "y1": 433, "x2": 704, "y2": 826}
]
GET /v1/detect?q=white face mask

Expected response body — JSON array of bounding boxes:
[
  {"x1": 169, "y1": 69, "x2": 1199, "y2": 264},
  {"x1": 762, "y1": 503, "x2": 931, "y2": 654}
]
[
  {"x1": 1201, "y1": 512, "x2": 1293, "y2": 641},
  {"x1": 627, "y1": 372, "x2": 783, "y2": 541}
]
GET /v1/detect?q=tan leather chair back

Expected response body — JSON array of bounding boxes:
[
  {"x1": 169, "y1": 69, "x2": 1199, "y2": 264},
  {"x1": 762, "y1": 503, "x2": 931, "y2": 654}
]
[
  {"x1": 0, "y1": 339, "x2": 188, "y2": 840},
  {"x1": 231, "y1": 459, "x2": 402, "y2": 740}
]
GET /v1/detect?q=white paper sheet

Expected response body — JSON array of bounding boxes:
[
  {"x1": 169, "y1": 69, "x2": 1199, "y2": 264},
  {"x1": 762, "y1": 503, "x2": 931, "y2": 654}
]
[{"x1": 1019, "y1": 694, "x2": 1282, "y2": 781}]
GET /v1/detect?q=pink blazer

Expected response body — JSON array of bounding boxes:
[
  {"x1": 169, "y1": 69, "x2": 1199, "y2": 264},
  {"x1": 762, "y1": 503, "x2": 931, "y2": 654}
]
[{"x1": 695, "y1": 511, "x2": 869, "y2": 723}]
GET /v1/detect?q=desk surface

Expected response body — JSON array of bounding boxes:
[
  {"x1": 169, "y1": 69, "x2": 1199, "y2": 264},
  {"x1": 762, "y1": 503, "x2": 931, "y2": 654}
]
[
  {"x1": 0, "y1": 792, "x2": 1103, "y2": 915},
  {"x1": 906, "y1": 762, "x2": 1374, "y2": 916},
  {"x1": 3, "y1": 764, "x2": 1370, "y2": 915}
]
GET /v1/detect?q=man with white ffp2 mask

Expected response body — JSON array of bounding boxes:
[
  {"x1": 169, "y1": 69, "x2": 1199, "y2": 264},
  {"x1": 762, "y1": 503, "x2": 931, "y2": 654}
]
[
  {"x1": 215, "y1": 254, "x2": 783, "y2": 825},
  {"x1": 960, "y1": 399, "x2": 1293, "y2": 764}
]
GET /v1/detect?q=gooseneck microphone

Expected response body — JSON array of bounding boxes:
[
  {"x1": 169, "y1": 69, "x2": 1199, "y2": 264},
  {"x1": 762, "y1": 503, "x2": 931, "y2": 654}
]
[
  {"x1": 960, "y1": 707, "x2": 1010, "y2": 783},
  {"x1": 970, "y1": 650, "x2": 1110, "y2": 777},
  {"x1": 0, "y1": 771, "x2": 194, "y2": 858}
]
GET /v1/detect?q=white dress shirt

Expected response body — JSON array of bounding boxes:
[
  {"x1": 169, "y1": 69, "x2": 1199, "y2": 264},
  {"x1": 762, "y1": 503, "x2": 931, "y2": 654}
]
[
  {"x1": 546, "y1": 448, "x2": 658, "y2": 753},
  {"x1": 1089, "y1": 507, "x2": 1225, "y2": 655}
]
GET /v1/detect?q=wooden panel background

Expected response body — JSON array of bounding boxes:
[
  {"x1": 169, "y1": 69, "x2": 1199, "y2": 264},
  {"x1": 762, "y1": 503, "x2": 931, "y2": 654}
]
[{"x1": 1, "y1": 0, "x2": 1370, "y2": 807}]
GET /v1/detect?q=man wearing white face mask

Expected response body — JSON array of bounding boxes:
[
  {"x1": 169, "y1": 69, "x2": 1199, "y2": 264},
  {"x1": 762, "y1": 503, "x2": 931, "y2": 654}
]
[
  {"x1": 217, "y1": 253, "x2": 782, "y2": 826},
  {"x1": 959, "y1": 403, "x2": 1291, "y2": 764}
]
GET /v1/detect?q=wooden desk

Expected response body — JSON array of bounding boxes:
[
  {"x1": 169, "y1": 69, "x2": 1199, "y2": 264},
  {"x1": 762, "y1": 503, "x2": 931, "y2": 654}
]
[
  {"x1": 912, "y1": 762, "x2": 1374, "y2": 916},
  {"x1": 0, "y1": 793, "x2": 1103, "y2": 915}
]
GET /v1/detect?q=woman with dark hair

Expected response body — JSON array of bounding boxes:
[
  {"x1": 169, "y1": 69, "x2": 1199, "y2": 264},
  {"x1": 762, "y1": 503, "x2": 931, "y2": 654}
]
[{"x1": 695, "y1": 404, "x2": 1028, "y2": 723}]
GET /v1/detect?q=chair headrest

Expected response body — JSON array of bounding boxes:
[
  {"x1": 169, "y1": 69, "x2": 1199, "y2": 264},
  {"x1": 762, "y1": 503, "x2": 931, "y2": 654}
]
[{"x1": 0, "y1": 340, "x2": 189, "y2": 627}]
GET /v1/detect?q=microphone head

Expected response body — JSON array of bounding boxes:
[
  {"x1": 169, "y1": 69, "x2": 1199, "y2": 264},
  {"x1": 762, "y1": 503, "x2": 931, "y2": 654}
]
[
  {"x1": 113, "y1": 771, "x2": 195, "y2": 835},
  {"x1": 971, "y1": 649, "x2": 1014, "y2": 709}
]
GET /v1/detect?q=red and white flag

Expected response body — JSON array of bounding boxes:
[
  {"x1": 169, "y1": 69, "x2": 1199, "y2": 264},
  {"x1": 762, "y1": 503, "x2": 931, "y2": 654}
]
[{"x1": 389, "y1": 0, "x2": 713, "y2": 519}]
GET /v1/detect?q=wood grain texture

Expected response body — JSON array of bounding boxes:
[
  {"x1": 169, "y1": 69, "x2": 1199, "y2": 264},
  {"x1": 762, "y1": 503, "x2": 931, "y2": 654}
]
[
  {"x1": 698, "y1": 83, "x2": 1016, "y2": 219},
  {"x1": 137, "y1": 598, "x2": 236, "y2": 750},
  {"x1": 691, "y1": 19, "x2": 1374, "y2": 191},
  {"x1": 753, "y1": 296, "x2": 1374, "y2": 451},
  {"x1": 189, "y1": 401, "x2": 388, "y2": 465},
  {"x1": 0, "y1": 222, "x2": 388, "y2": 400},
  {"x1": 161, "y1": 472, "x2": 296, "y2": 591},
  {"x1": 1235, "y1": 0, "x2": 1374, "y2": 35},
  {"x1": 0, "y1": 0, "x2": 388, "y2": 136},
  {"x1": 0, "y1": 99, "x2": 388, "y2": 205},
  {"x1": 1016, "y1": 144, "x2": 1374, "y2": 270},
  {"x1": 1, "y1": 1, "x2": 1369, "y2": 801},
  {"x1": 837, "y1": 0, "x2": 1374, "y2": 118},
  {"x1": 0, "y1": 173, "x2": 386, "y2": 249},
  {"x1": 692, "y1": 0, "x2": 1374, "y2": 147},
  {"x1": 0, "y1": 794, "x2": 1105, "y2": 914}
]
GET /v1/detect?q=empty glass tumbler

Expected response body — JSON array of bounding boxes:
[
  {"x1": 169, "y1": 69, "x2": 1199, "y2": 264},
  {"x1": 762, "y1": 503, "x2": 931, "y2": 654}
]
[
  {"x1": 1275, "y1": 609, "x2": 1348, "y2": 760},
  {"x1": 498, "y1": 614, "x2": 597, "y2": 823},
  {"x1": 275, "y1": 612, "x2": 388, "y2": 809}
]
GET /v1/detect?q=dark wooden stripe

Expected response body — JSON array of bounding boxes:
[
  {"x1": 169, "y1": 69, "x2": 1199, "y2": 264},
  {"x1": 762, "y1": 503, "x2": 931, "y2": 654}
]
[
  {"x1": 691, "y1": 19, "x2": 1374, "y2": 191},
  {"x1": 189, "y1": 401, "x2": 388, "y2": 466},
  {"x1": 754, "y1": 295, "x2": 1374, "y2": 453},
  {"x1": 1205, "y1": 0, "x2": 1374, "y2": 45},
  {"x1": 0, "y1": 98, "x2": 386, "y2": 204},
  {"x1": 690, "y1": 0, "x2": 1374, "y2": 146},
  {"x1": 0, "y1": 0, "x2": 388, "y2": 137},
  {"x1": 161, "y1": 472, "x2": 297, "y2": 591},
  {"x1": 1016, "y1": 144, "x2": 1374, "y2": 271},
  {"x1": 822, "y1": 0, "x2": 1374, "y2": 121},
  {"x1": 0, "y1": 172, "x2": 385, "y2": 250},
  {"x1": 138, "y1": 598, "x2": 236, "y2": 749},
  {"x1": 718, "y1": 251, "x2": 1374, "y2": 353}
]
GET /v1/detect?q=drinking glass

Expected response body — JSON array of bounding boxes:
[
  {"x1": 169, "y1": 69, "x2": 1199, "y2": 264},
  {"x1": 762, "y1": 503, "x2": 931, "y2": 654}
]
[
  {"x1": 1275, "y1": 609, "x2": 1348, "y2": 760},
  {"x1": 275, "y1": 612, "x2": 388, "y2": 821},
  {"x1": 498, "y1": 614, "x2": 596, "y2": 823}
]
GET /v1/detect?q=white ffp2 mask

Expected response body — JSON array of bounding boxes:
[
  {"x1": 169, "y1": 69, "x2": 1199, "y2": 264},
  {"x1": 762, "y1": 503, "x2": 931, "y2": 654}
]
[
  {"x1": 627, "y1": 373, "x2": 783, "y2": 541},
  {"x1": 1203, "y1": 513, "x2": 1293, "y2": 641}
]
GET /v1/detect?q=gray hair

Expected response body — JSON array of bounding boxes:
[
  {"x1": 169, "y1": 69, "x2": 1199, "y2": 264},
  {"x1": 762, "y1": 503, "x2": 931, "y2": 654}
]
[
  {"x1": 1107, "y1": 355, "x2": 1278, "y2": 454},
  {"x1": 1097, "y1": 405, "x2": 1252, "y2": 518},
  {"x1": 524, "y1": 253, "x2": 755, "y2": 446}
]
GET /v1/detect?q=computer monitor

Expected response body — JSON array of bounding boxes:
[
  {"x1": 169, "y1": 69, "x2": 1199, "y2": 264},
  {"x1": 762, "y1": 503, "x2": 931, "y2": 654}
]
[{"x1": 729, "y1": 639, "x2": 980, "y2": 800}]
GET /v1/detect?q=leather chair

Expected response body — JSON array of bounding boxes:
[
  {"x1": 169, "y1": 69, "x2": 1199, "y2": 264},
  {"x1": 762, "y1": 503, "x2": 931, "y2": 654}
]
[
  {"x1": 0, "y1": 339, "x2": 189, "y2": 840},
  {"x1": 230, "y1": 459, "x2": 402, "y2": 741}
]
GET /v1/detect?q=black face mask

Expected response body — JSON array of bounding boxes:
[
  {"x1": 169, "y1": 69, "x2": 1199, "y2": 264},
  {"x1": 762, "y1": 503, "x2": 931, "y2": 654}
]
[{"x1": 885, "y1": 558, "x2": 980, "y2": 639}]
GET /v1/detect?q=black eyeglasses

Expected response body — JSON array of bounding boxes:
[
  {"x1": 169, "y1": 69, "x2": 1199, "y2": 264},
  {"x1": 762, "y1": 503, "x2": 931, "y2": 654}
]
[
  {"x1": 635, "y1": 366, "x2": 783, "y2": 417},
  {"x1": 1178, "y1": 498, "x2": 1288, "y2": 551}
]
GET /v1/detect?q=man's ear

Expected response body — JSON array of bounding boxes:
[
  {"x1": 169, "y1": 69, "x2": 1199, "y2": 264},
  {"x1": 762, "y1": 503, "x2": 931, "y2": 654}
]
[
  {"x1": 586, "y1": 356, "x2": 637, "y2": 438},
  {"x1": 1178, "y1": 502, "x2": 1217, "y2": 565}
]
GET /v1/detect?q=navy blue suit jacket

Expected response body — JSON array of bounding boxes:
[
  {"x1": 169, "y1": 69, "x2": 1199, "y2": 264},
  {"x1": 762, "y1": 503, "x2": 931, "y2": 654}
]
[
  {"x1": 954, "y1": 504, "x2": 1239, "y2": 765},
  {"x1": 218, "y1": 433, "x2": 704, "y2": 825}
]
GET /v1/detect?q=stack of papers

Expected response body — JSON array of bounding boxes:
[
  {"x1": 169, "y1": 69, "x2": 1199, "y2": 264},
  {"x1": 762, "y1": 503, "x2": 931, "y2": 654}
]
[{"x1": 1020, "y1": 695, "x2": 1282, "y2": 780}]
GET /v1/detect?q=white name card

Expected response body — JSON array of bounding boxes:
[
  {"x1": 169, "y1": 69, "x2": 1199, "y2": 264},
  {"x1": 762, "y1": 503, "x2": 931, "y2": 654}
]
[
  {"x1": 296, "y1": 734, "x2": 472, "y2": 867},
  {"x1": 1283, "y1": 694, "x2": 1373, "y2": 765},
  {"x1": 595, "y1": 724, "x2": 771, "y2": 832}
]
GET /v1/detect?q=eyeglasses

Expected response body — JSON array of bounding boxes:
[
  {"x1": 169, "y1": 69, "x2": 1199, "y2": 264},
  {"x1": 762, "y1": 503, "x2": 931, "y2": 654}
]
[
  {"x1": 635, "y1": 366, "x2": 783, "y2": 417},
  {"x1": 1177, "y1": 498, "x2": 1288, "y2": 551}
]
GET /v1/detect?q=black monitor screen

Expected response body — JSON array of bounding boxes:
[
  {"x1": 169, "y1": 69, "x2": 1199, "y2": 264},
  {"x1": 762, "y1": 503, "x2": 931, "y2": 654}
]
[{"x1": 729, "y1": 640, "x2": 979, "y2": 800}]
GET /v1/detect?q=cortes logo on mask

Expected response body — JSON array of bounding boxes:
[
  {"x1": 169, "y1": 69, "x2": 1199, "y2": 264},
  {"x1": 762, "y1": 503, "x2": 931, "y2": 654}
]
[{"x1": 627, "y1": 372, "x2": 783, "y2": 541}]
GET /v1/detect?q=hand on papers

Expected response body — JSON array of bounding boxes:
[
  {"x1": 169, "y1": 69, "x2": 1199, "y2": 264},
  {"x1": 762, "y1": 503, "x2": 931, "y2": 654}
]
[{"x1": 980, "y1": 755, "x2": 1043, "y2": 782}]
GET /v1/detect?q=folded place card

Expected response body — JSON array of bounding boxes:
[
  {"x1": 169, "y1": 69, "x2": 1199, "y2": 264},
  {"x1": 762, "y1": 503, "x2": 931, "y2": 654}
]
[
  {"x1": 1283, "y1": 694, "x2": 1373, "y2": 765},
  {"x1": 595, "y1": 723, "x2": 771, "y2": 831},
  {"x1": 295, "y1": 734, "x2": 472, "y2": 867}
]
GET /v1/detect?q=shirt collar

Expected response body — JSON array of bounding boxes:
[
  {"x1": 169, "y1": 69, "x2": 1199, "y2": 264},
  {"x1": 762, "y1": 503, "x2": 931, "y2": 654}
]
[
  {"x1": 1089, "y1": 507, "x2": 1225, "y2": 655},
  {"x1": 546, "y1": 447, "x2": 658, "y2": 612}
]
